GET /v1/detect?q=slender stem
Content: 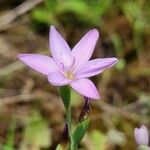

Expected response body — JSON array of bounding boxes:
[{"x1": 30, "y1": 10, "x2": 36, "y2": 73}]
[
  {"x1": 66, "y1": 107, "x2": 76, "y2": 150},
  {"x1": 66, "y1": 108, "x2": 72, "y2": 149},
  {"x1": 66, "y1": 108, "x2": 72, "y2": 140}
]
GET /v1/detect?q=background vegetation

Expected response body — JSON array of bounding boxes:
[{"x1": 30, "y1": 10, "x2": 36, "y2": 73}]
[{"x1": 0, "y1": 0, "x2": 149, "y2": 149}]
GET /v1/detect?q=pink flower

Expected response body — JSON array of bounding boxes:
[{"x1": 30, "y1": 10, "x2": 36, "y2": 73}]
[
  {"x1": 18, "y1": 26, "x2": 118, "y2": 99},
  {"x1": 134, "y1": 125, "x2": 149, "y2": 146}
]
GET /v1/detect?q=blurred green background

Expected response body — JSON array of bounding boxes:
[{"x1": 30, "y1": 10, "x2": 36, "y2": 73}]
[{"x1": 0, "y1": 0, "x2": 149, "y2": 150}]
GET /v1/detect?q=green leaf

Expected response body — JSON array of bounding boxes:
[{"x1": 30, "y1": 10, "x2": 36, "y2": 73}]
[
  {"x1": 56, "y1": 144, "x2": 63, "y2": 150},
  {"x1": 32, "y1": 8, "x2": 56, "y2": 24},
  {"x1": 45, "y1": 0, "x2": 57, "y2": 10},
  {"x1": 95, "y1": 0, "x2": 112, "y2": 16},
  {"x1": 55, "y1": 1, "x2": 98, "y2": 25},
  {"x1": 60, "y1": 86, "x2": 71, "y2": 109},
  {"x1": 56, "y1": 1, "x2": 89, "y2": 15},
  {"x1": 20, "y1": 112, "x2": 51, "y2": 150},
  {"x1": 73, "y1": 119, "x2": 90, "y2": 147},
  {"x1": 3, "y1": 119, "x2": 16, "y2": 150}
]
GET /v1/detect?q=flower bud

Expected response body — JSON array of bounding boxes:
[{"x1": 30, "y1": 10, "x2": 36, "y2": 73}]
[{"x1": 134, "y1": 125, "x2": 149, "y2": 146}]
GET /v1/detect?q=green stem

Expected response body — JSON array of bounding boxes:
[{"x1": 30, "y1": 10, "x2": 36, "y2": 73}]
[
  {"x1": 59, "y1": 86, "x2": 76, "y2": 149},
  {"x1": 66, "y1": 108, "x2": 76, "y2": 150}
]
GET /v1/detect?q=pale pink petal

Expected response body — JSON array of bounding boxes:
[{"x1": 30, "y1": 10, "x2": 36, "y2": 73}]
[
  {"x1": 134, "y1": 125, "x2": 149, "y2": 145},
  {"x1": 49, "y1": 26, "x2": 73, "y2": 68},
  {"x1": 71, "y1": 78, "x2": 100, "y2": 99},
  {"x1": 71, "y1": 29, "x2": 99, "y2": 70},
  {"x1": 76, "y1": 58, "x2": 118, "y2": 78},
  {"x1": 48, "y1": 71, "x2": 72, "y2": 86},
  {"x1": 17, "y1": 54, "x2": 57, "y2": 75}
]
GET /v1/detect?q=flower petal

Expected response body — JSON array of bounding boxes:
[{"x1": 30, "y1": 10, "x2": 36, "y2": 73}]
[
  {"x1": 71, "y1": 29, "x2": 99, "y2": 70},
  {"x1": 48, "y1": 71, "x2": 71, "y2": 86},
  {"x1": 76, "y1": 58, "x2": 118, "y2": 78},
  {"x1": 71, "y1": 78, "x2": 100, "y2": 99},
  {"x1": 17, "y1": 54, "x2": 57, "y2": 75},
  {"x1": 49, "y1": 26, "x2": 73, "y2": 68}
]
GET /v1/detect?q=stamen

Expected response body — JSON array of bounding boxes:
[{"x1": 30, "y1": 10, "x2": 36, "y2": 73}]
[{"x1": 65, "y1": 71, "x2": 74, "y2": 80}]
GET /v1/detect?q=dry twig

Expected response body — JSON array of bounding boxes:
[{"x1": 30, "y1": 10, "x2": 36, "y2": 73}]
[
  {"x1": 95, "y1": 101, "x2": 142, "y2": 121},
  {"x1": 0, "y1": 61, "x2": 24, "y2": 77},
  {"x1": 0, "y1": 0, "x2": 43, "y2": 31}
]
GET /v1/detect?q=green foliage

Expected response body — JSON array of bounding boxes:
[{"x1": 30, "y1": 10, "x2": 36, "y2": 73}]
[
  {"x1": 32, "y1": 0, "x2": 113, "y2": 26},
  {"x1": 56, "y1": 144, "x2": 63, "y2": 150},
  {"x1": 111, "y1": 33, "x2": 123, "y2": 57},
  {"x1": 3, "y1": 119, "x2": 16, "y2": 150},
  {"x1": 20, "y1": 112, "x2": 51, "y2": 150},
  {"x1": 115, "y1": 58, "x2": 126, "y2": 71},
  {"x1": 60, "y1": 85, "x2": 71, "y2": 110},
  {"x1": 1, "y1": 1, "x2": 150, "y2": 150},
  {"x1": 122, "y1": 1, "x2": 149, "y2": 52},
  {"x1": 89, "y1": 130, "x2": 106, "y2": 150},
  {"x1": 73, "y1": 119, "x2": 90, "y2": 147},
  {"x1": 31, "y1": 0, "x2": 150, "y2": 57}
]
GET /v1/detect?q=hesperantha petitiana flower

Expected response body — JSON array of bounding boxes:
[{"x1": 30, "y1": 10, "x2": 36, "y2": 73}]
[{"x1": 18, "y1": 26, "x2": 118, "y2": 99}]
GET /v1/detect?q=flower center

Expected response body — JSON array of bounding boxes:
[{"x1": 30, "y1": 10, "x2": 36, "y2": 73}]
[{"x1": 65, "y1": 71, "x2": 74, "y2": 80}]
